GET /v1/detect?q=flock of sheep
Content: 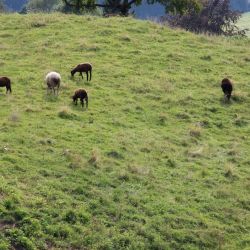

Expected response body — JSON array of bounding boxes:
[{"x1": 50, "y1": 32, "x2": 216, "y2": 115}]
[
  {"x1": 0, "y1": 61, "x2": 234, "y2": 108},
  {"x1": 0, "y1": 62, "x2": 91, "y2": 108}
]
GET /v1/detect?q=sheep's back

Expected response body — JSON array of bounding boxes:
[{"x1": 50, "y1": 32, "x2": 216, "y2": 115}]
[
  {"x1": 74, "y1": 89, "x2": 88, "y2": 99},
  {"x1": 77, "y1": 63, "x2": 92, "y2": 71},
  {"x1": 221, "y1": 78, "x2": 233, "y2": 93},
  {"x1": 0, "y1": 77, "x2": 11, "y2": 87},
  {"x1": 46, "y1": 72, "x2": 61, "y2": 87}
]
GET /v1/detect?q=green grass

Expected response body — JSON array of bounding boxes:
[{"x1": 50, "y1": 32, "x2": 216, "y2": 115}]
[
  {"x1": 238, "y1": 12, "x2": 250, "y2": 37},
  {"x1": 0, "y1": 13, "x2": 250, "y2": 249}
]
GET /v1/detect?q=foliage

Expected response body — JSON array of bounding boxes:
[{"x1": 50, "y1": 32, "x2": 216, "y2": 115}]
[
  {"x1": 62, "y1": 0, "x2": 202, "y2": 16},
  {"x1": 157, "y1": 0, "x2": 202, "y2": 15},
  {"x1": 166, "y1": 0, "x2": 247, "y2": 36},
  {"x1": 0, "y1": 13, "x2": 249, "y2": 249},
  {"x1": 26, "y1": 0, "x2": 60, "y2": 12},
  {"x1": 0, "y1": 0, "x2": 5, "y2": 12},
  {"x1": 237, "y1": 12, "x2": 250, "y2": 37}
]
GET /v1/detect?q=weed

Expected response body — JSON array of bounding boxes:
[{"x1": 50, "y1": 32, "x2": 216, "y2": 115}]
[
  {"x1": 88, "y1": 149, "x2": 100, "y2": 166},
  {"x1": 188, "y1": 147, "x2": 204, "y2": 158},
  {"x1": 189, "y1": 125, "x2": 202, "y2": 138},
  {"x1": 58, "y1": 106, "x2": 78, "y2": 120},
  {"x1": 64, "y1": 210, "x2": 78, "y2": 224},
  {"x1": 8, "y1": 112, "x2": 20, "y2": 123},
  {"x1": 107, "y1": 150, "x2": 124, "y2": 159},
  {"x1": 158, "y1": 113, "x2": 167, "y2": 125},
  {"x1": 234, "y1": 117, "x2": 248, "y2": 127},
  {"x1": 128, "y1": 164, "x2": 150, "y2": 175}
]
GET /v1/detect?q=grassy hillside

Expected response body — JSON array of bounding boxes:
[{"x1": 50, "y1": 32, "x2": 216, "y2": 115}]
[
  {"x1": 238, "y1": 12, "x2": 250, "y2": 37},
  {"x1": 0, "y1": 14, "x2": 249, "y2": 250}
]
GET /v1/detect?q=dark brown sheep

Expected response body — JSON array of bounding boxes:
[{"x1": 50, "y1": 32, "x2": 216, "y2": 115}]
[
  {"x1": 221, "y1": 78, "x2": 233, "y2": 100},
  {"x1": 71, "y1": 63, "x2": 92, "y2": 81},
  {"x1": 72, "y1": 89, "x2": 88, "y2": 108},
  {"x1": 0, "y1": 77, "x2": 12, "y2": 93}
]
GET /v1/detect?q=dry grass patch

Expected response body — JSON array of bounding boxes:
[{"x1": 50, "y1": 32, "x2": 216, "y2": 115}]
[
  {"x1": 58, "y1": 106, "x2": 78, "y2": 120},
  {"x1": 188, "y1": 147, "x2": 204, "y2": 158},
  {"x1": 128, "y1": 164, "x2": 150, "y2": 176},
  {"x1": 88, "y1": 149, "x2": 101, "y2": 167},
  {"x1": 8, "y1": 112, "x2": 20, "y2": 123},
  {"x1": 62, "y1": 149, "x2": 84, "y2": 169},
  {"x1": 189, "y1": 124, "x2": 202, "y2": 138}
]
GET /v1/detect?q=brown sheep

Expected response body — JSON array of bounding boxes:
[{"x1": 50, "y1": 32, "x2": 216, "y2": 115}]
[
  {"x1": 221, "y1": 78, "x2": 233, "y2": 100},
  {"x1": 72, "y1": 89, "x2": 88, "y2": 108},
  {"x1": 0, "y1": 77, "x2": 12, "y2": 93},
  {"x1": 71, "y1": 63, "x2": 92, "y2": 81}
]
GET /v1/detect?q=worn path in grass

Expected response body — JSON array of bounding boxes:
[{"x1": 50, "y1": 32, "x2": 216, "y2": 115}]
[{"x1": 0, "y1": 13, "x2": 249, "y2": 249}]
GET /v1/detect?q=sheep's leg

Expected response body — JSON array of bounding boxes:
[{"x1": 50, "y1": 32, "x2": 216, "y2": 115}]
[
  {"x1": 89, "y1": 70, "x2": 92, "y2": 81},
  {"x1": 86, "y1": 97, "x2": 88, "y2": 109},
  {"x1": 86, "y1": 72, "x2": 89, "y2": 81},
  {"x1": 81, "y1": 99, "x2": 84, "y2": 108},
  {"x1": 75, "y1": 99, "x2": 78, "y2": 105},
  {"x1": 80, "y1": 72, "x2": 83, "y2": 79}
]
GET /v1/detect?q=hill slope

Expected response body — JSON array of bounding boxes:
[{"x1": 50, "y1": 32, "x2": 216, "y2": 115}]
[
  {"x1": 0, "y1": 14, "x2": 249, "y2": 250},
  {"x1": 238, "y1": 12, "x2": 250, "y2": 37}
]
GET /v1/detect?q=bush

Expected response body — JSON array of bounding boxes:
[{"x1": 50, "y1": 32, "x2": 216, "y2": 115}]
[
  {"x1": 5, "y1": 229, "x2": 35, "y2": 250},
  {"x1": 0, "y1": 0, "x2": 5, "y2": 12},
  {"x1": 26, "y1": 0, "x2": 60, "y2": 12},
  {"x1": 165, "y1": 0, "x2": 247, "y2": 36}
]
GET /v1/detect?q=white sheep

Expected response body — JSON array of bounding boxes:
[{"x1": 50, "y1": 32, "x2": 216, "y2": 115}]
[{"x1": 45, "y1": 71, "x2": 61, "y2": 95}]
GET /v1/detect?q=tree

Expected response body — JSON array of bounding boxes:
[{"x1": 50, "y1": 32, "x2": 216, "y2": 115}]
[
  {"x1": 26, "y1": 0, "x2": 60, "y2": 12},
  {"x1": 0, "y1": 0, "x2": 5, "y2": 12},
  {"x1": 62, "y1": 0, "x2": 202, "y2": 16},
  {"x1": 166, "y1": 0, "x2": 247, "y2": 36}
]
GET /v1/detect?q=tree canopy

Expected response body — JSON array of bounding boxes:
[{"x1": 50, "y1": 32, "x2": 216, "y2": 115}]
[
  {"x1": 62, "y1": 0, "x2": 202, "y2": 15},
  {"x1": 26, "y1": 0, "x2": 60, "y2": 12},
  {"x1": 166, "y1": 0, "x2": 247, "y2": 36},
  {"x1": 0, "y1": 0, "x2": 5, "y2": 12}
]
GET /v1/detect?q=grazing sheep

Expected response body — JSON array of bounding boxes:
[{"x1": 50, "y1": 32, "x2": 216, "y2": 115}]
[
  {"x1": 0, "y1": 77, "x2": 12, "y2": 94},
  {"x1": 46, "y1": 72, "x2": 61, "y2": 95},
  {"x1": 71, "y1": 63, "x2": 92, "y2": 81},
  {"x1": 72, "y1": 89, "x2": 88, "y2": 108},
  {"x1": 221, "y1": 78, "x2": 233, "y2": 101}
]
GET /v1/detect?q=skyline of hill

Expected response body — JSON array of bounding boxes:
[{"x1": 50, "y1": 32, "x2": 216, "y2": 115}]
[{"x1": 3, "y1": 0, "x2": 250, "y2": 17}]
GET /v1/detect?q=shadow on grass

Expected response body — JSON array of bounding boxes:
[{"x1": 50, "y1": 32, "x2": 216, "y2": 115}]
[
  {"x1": 69, "y1": 76, "x2": 91, "y2": 86},
  {"x1": 70, "y1": 102, "x2": 88, "y2": 112},
  {"x1": 220, "y1": 97, "x2": 233, "y2": 107},
  {"x1": 44, "y1": 94, "x2": 59, "y2": 102}
]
